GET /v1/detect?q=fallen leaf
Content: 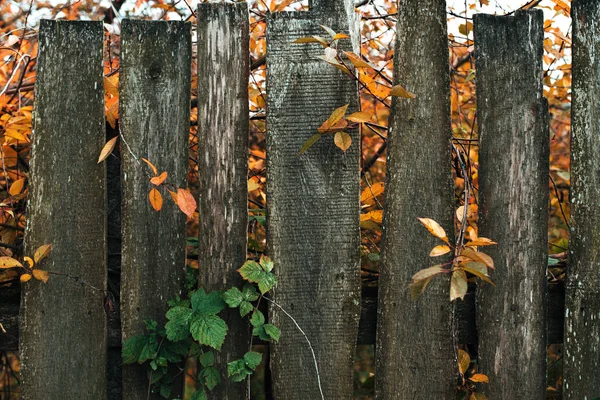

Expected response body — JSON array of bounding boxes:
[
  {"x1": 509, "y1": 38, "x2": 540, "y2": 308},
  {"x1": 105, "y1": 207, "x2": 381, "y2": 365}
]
[{"x1": 9, "y1": 178, "x2": 25, "y2": 196}]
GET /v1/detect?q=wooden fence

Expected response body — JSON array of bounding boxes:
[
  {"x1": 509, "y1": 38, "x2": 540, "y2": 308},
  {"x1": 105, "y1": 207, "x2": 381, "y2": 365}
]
[{"x1": 0, "y1": 0, "x2": 599, "y2": 399}]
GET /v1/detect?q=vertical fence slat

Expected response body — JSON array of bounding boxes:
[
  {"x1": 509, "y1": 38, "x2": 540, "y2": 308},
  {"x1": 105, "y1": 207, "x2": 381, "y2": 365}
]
[
  {"x1": 565, "y1": 1, "x2": 600, "y2": 397},
  {"x1": 266, "y1": 8, "x2": 361, "y2": 399},
  {"x1": 120, "y1": 20, "x2": 191, "y2": 399},
  {"x1": 19, "y1": 20, "x2": 106, "y2": 399},
  {"x1": 474, "y1": 10, "x2": 548, "y2": 398},
  {"x1": 197, "y1": 3, "x2": 250, "y2": 399},
  {"x1": 375, "y1": 1, "x2": 455, "y2": 398}
]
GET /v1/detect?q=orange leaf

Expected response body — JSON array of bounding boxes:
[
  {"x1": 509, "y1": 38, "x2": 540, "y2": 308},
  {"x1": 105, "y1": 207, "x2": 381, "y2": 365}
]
[
  {"x1": 465, "y1": 237, "x2": 497, "y2": 247},
  {"x1": 343, "y1": 51, "x2": 372, "y2": 68},
  {"x1": 390, "y1": 84, "x2": 416, "y2": 98},
  {"x1": 333, "y1": 33, "x2": 350, "y2": 40},
  {"x1": 458, "y1": 349, "x2": 471, "y2": 374},
  {"x1": 346, "y1": 111, "x2": 371, "y2": 123},
  {"x1": 33, "y1": 244, "x2": 52, "y2": 263},
  {"x1": 430, "y1": 245, "x2": 451, "y2": 257},
  {"x1": 9, "y1": 178, "x2": 25, "y2": 196},
  {"x1": 149, "y1": 188, "x2": 163, "y2": 211},
  {"x1": 142, "y1": 158, "x2": 158, "y2": 176},
  {"x1": 167, "y1": 189, "x2": 178, "y2": 204},
  {"x1": 318, "y1": 104, "x2": 349, "y2": 133},
  {"x1": 360, "y1": 210, "x2": 383, "y2": 224},
  {"x1": 150, "y1": 171, "x2": 168, "y2": 186},
  {"x1": 32, "y1": 269, "x2": 50, "y2": 283},
  {"x1": 360, "y1": 183, "x2": 384, "y2": 204},
  {"x1": 469, "y1": 373, "x2": 489, "y2": 383},
  {"x1": 334, "y1": 131, "x2": 352, "y2": 152},
  {"x1": 104, "y1": 74, "x2": 119, "y2": 97},
  {"x1": 462, "y1": 248, "x2": 494, "y2": 269},
  {"x1": 418, "y1": 217, "x2": 449, "y2": 244},
  {"x1": 20, "y1": 273, "x2": 32, "y2": 283},
  {"x1": 0, "y1": 256, "x2": 22, "y2": 269},
  {"x1": 97, "y1": 137, "x2": 118, "y2": 163},
  {"x1": 23, "y1": 256, "x2": 34, "y2": 268},
  {"x1": 176, "y1": 188, "x2": 197, "y2": 218},
  {"x1": 450, "y1": 269, "x2": 468, "y2": 301},
  {"x1": 248, "y1": 178, "x2": 260, "y2": 192}
]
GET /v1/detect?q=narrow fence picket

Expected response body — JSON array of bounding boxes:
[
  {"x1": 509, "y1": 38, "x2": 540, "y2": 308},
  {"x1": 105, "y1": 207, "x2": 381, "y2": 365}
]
[
  {"x1": 119, "y1": 20, "x2": 191, "y2": 399},
  {"x1": 375, "y1": 1, "x2": 456, "y2": 398},
  {"x1": 197, "y1": 3, "x2": 250, "y2": 399},
  {"x1": 565, "y1": 1, "x2": 600, "y2": 398},
  {"x1": 474, "y1": 10, "x2": 549, "y2": 399},
  {"x1": 19, "y1": 20, "x2": 107, "y2": 399},
  {"x1": 265, "y1": 4, "x2": 361, "y2": 399}
]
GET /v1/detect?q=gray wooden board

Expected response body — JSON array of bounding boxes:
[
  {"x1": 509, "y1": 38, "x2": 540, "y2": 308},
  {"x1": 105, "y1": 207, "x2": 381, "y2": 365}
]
[
  {"x1": 375, "y1": 1, "x2": 456, "y2": 398},
  {"x1": 19, "y1": 20, "x2": 107, "y2": 400},
  {"x1": 120, "y1": 19, "x2": 191, "y2": 400},
  {"x1": 197, "y1": 3, "x2": 250, "y2": 399},
  {"x1": 266, "y1": 11, "x2": 361, "y2": 400},
  {"x1": 475, "y1": 10, "x2": 549, "y2": 399},
  {"x1": 565, "y1": 1, "x2": 600, "y2": 398}
]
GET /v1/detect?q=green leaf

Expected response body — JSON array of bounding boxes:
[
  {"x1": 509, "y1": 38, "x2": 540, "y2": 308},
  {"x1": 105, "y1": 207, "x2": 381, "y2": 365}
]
[
  {"x1": 199, "y1": 366, "x2": 220, "y2": 390},
  {"x1": 258, "y1": 272, "x2": 277, "y2": 294},
  {"x1": 264, "y1": 324, "x2": 281, "y2": 342},
  {"x1": 242, "y1": 284, "x2": 260, "y2": 301},
  {"x1": 159, "y1": 383, "x2": 172, "y2": 398},
  {"x1": 244, "y1": 351, "x2": 262, "y2": 370},
  {"x1": 298, "y1": 133, "x2": 322, "y2": 155},
  {"x1": 122, "y1": 335, "x2": 148, "y2": 364},
  {"x1": 190, "y1": 387, "x2": 208, "y2": 400},
  {"x1": 190, "y1": 313, "x2": 228, "y2": 350},
  {"x1": 259, "y1": 256, "x2": 274, "y2": 272},
  {"x1": 167, "y1": 296, "x2": 190, "y2": 308},
  {"x1": 239, "y1": 301, "x2": 254, "y2": 317},
  {"x1": 165, "y1": 307, "x2": 193, "y2": 342},
  {"x1": 144, "y1": 319, "x2": 158, "y2": 332},
  {"x1": 250, "y1": 310, "x2": 265, "y2": 327},
  {"x1": 227, "y1": 359, "x2": 247, "y2": 376},
  {"x1": 199, "y1": 351, "x2": 215, "y2": 367},
  {"x1": 191, "y1": 289, "x2": 226, "y2": 315},
  {"x1": 222, "y1": 287, "x2": 243, "y2": 308},
  {"x1": 238, "y1": 261, "x2": 263, "y2": 282},
  {"x1": 252, "y1": 325, "x2": 271, "y2": 341}
]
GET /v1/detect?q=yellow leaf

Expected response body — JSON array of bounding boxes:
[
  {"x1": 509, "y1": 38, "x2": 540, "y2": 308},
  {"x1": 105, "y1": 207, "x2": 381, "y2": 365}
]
[
  {"x1": 360, "y1": 210, "x2": 383, "y2": 224},
  {"x1": 104, "y1": 74, "x2": 119, "y2": 97},
  {"x1": 4, "y1": 129, "x2": 28, "y2": 141},
  {"x1": 346, "y1": 111, "x2": 371, "y2": 123},
  {"x1": 141, "y1": 158, "x2": 158, "y2": 176},
  {"x1": 360, "y1": 183, "x2": 384, "y2": 204},
  {"x1": 9, "y1": 178, "x2": 25, "y2": 196},
  {"x1": 343, "y1": 51, "x2": 372, "y2": 68},
  {"x1": 150, "y1": 171, "x2": 168, "y2": 186},
  {"x1": 459, "y1": 22, "x2": 473, "y2": 36},
  {"x1": 333, "y1": 33, "x2": 350, "y2": 40},
  {"x1": 97, "y1": 136, "x2": 118, "y2": 163},
  {"x1": 411, "y1": 265, "x2": 444, "y2": 283},
  {"x1": 298, "y1": 133, "x2": 322, "y2": 156},
  {"x1": 418, "y1": 217, "x2": 449, "y2": 244},
  {"x1": 465, "y1": 237, "x2": 497, "y2": 247},
  {"x1": 319, "y1": 25, "x2": 337, "y2": 39},
  {"x1": 450, "y1": 269, "x2": 468, "y2": 301},
  {"x1": 248, "y1": 178, "x2": 260, "y2": 192},
  {"x1": 430, "y1": 245, "x2": 451, "y2": 257},
  {"x1": 469, "y1": 373, "x2": 489, "y2": 383},
  {"x1": 360, "y1": 220, "x2": 381, "y2": 231},
  {"x1": 318, "y1": 104, "x2": 349, "y2": 133},
  {"x1": 20, "y1": 273, "x2": 32, "y2": 283},
  {"x1": 0, "y1": 256, "x2": 22, "y2": 269},
  {"x1": 149, "y1": 188, "x2": 163, "y2": 211},
  {"x1": 292, "y1": 36, "x2": 329, "y2": 47},
  {"x1": 462, "y1": 248, "x2": 494, "y2": 269},
  {"x1": 316, "y1": 55, "x2": 352, "y2": 76},
  {"x1": 23, "y1": 256, "x2": 34, "y2": 268},
  {"x1": 32, "y1": 269, "x2": 50, "y2": 283},
  {"x1": 33, "y1": 244, "x2": 52, "y2": 263},
  {"x1": 176, "y1": 188, "x2": 197, "y2": 218},
  {"x1": 458, "y1": 349, "x2": 471, "y2": 375},
  {"x1": 334, "y1": 131, "x2": 352, "y2": 152},
  {"x1": 390, "y1": 85, "x2": 416, "y2": 98}
]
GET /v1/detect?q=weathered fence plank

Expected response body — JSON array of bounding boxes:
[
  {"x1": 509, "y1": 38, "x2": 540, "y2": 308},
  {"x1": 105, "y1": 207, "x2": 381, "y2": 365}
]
[
  {"x1": 266, "y1": 6, "x2": 361, "y2": 399},
  {"x1": 197, "y1": 3, "x2": 249, "y2": 399},
  {"x1": 120, "y1": 20, "x2": 191, "y2": 399},
  {"x1": 19, "y1": 20, "x2": 107, "y2": 399},
  {"x1": 375, "y1": 1, "x2": 456, "y2": 398},
  {"x1": 475, "y1": 10, "x2": 548, "y2": 399},
  {"x1": 565, "y1": 1, "x2": 600, "y2": 397}
]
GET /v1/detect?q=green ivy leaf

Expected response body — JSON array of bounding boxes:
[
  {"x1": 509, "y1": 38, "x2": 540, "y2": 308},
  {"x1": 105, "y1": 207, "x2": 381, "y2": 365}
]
[
  {"x1": 199, "y1": 366, "x2": 220, "y2": 390},
  {"x1": 250, "y1": 310, "x2": 265, "y2": 327},
  {"x1": 191, "y1": 289, "x2": 226, "y2": 315},
  {"x1": 242, "y1": 284, "x2": 260, "y2": 302},
  {"x1": 199, "y1": 351, "x2": 215, "y2": 368},
  {"x1": 238, "y1": 261, "x2": 263, "y2": 282},
  {"x1": 165, "y1": 307, "x2": 193, "y2": 342},
  {"x1": 264, "y1": 324, "x2": 281, "y2": 342},
  {"x1": 239, "y1": 301, "x2": 254, "y2": 317},
  {"x1": 222, "y1": 287, "x2": 243, "y2": 308},
  {"x1": 122, "y1": 334, "x2": 147, "y2": 364},
  {"x1": 243, "y1": 351, "x2": 262, "y2": 370},
  {"x1": 190, "y1": 313, "x2": 228, "y2": 350}
]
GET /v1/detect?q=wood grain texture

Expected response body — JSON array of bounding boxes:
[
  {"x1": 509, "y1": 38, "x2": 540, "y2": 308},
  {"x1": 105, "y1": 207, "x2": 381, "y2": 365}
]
[
  {"x1": 475, "y1": 10, "x2": 549, "y2": 399},
  {"x1": 19, "y1": 20, "x2": 107, "y2": 400},
  {"x1": 197, "y1": 3, "x2": 250, "y2": 399},
  {"x1": 120, "y1": 20, "x2": 191, "y2": 400},
  {"x1": 375, "y1": 1, "x2": 456, "y2": 398},
  {"x1": 266, "y1": 11, "x2": 361, "y2": 400},
  {"x1": 565, "y1": 1, "x2": 600, "y2": 398}
]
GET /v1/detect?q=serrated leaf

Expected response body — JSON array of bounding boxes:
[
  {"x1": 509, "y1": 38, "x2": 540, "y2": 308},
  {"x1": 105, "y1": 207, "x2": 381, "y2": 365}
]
[
  {"x1": 176, "y1": 188, "x2": 197, "y2": 217},
  {"x1": 191, "y1": 289, "x2": 226, "y2": 315},
  {"x1": 242, "y1": 284, "x2": 260, "y2": 302},
  {"x1": 239, "y1": 261, "x2": 263, "y2": 282},
  {"x1": 390, "y1": 84, "x2": 416, "y2": 98},
  {"x1": 150, "y1": 171, "x2": 168, "y2": 186},
  {"x1": 32, "y1": 269, "x2": 49, "y2": 283},
  {"x1": 199, "y1": 351, "x2": 215, "y2": 368},
  {"x1": 469, "y1": 373, "x2": 489, "y2": 383},
  {"x1": 259, "y1": 255, "x2": 274, "y2": 272},
  {"x1": 298, "y1": 133, "x2": 322, "y2": 155},
  {"x1": 250, "y1": 310, "x2": 265, "y2": 327},
  {"x1": 20, "y1": 273, "x2": 32, "y2": 283},
  {"x1": 97, "y1": 136, "x2": 118, "y2": 163},
  {"x1": 239, "y1": 301, "x2": 254, "y2": 317},
  {"x1": 244, "y1": 351, "x2": 263, "y2": 370},
  {"x1": 122, "y1": 334, "x2": 148, "y2": 364},
  {"x1": 334, "y1": 131, "x2": 352, "y2": 152},
  {"x1": 450, "y1": 269, "x2": 468, "y2": 301},
  {"x1": 149, "y1": 188, "x2": 163, "y2": 211},
  {"x1": 411, "y1": 265, "x2": 445, "y2": 283},
  {"x1": 199, "y1": 366, "x2": 220, "y2": 390},
  {"x1": 430, "y1": 245, "x2": 451, "y2": 257},
  {"x1": 0, "y1": 256, "x2": 22, "y2": 269},
  {"x1": 33, "y1": 244, "x2": 52, "y2": 263},
  {"x1": 458, "y1": 349, "x2": 471, "y2": 375},
  {"x1": 222, "y1": 287, "x2": 243, "y2": 308},
  {"x1": 190, "y1": 387, "x2": 208, "y2": 400},
  {"x1": 190, "y1": 314, "x2": 228, "y2": 350},
  {"x1": 418, "y1": 217, "x2": 449, "y2": 244},
  {"x1": 264, "y1": 324, "x2": 280, "y2": 342},
  {"x1": 258, "y1": 272, "x2": 277, "y2": 294},
  {"x1": 227, "y1": 359, "x2": 247, "y2": 376},
  {"x1": 252, "y1": 325, "x2": 271, "y2": 341},
  {"x1": 165, "y1": 307, "x2": 193, "y2": 342}
]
